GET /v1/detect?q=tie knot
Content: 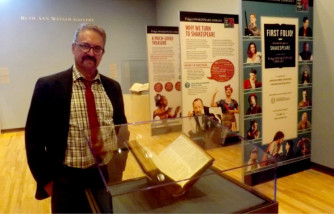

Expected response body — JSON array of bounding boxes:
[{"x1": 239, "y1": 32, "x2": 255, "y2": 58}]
[{"x1": 82, "y1": 79, "x2": 94, "y2": 89}]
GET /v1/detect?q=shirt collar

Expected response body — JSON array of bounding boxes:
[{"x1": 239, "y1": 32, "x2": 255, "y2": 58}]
[{"x1": 72, "y1": 65, "x2": 101, "y2": 83}]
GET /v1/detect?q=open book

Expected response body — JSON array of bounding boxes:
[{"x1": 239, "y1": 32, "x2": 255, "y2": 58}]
[
  {"x1": 129, "y1": 83, "x2": 149, "y2": 93},
  {"x1": 128, "y1": 134, "x2": 214, "y2": 196}
]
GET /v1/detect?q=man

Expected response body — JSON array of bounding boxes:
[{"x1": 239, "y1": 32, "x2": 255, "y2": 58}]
[
  {"x1": 188, "y1": 98, "x2": 218, "y2": 120},
  {"x1": 298, "y1": 112, "x2": 311, "y2": 130},
  {"x1": 188, "y1": 98, "x2": 222, "y2": 148},
  {"x1": 296, "y1": 137, "x2": 311, "y2": 156},
  {"x1": 25, "y1": 23, "x2": 127, "y2": 213},
  {"x1": 245, "y1": 13, "x2": 260, "y2": 36},
  {"x1": 283, "y1": 140, "x2": 295, "y2": 160},
  {"x1": 299, "y1": 17, "x2": 312, "y2": 37},
  {"x1": 243, "y1": 68, "x2": 262, "y2": 89},
  {"x1": 299, "y1": 42, "x2": 313, "y2": 61},
  {"x1": 246, "y1": 147, "x2": 260, "y2": 171},
  {"x1": 246, "y1": 120, "x2": 260, "y2": 140},
  {"x1": 191, "y1": 98, "x2": 205, "y2": 116},
  {"x1": 188, "y1": 98, "x2": 214, "y2": 131},
  {"x1": 189, "y1": 98, "x2": 209, "y2": 132},
  {"x1": 298, "y1": 89, "x2": 312, "y2": 107},
  {"x1": 246, "y1": 94, "x2": 262, "y2": 115}
]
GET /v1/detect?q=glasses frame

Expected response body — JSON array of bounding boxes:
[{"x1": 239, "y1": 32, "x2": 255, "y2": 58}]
[{"x1": 75, "y1": 42, "x2": 105, "y2": 55}]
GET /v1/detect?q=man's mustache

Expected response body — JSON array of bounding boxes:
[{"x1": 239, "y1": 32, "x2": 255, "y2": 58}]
[{"x1": 82, "y1": 55, "x2": 96, "y2": 63}]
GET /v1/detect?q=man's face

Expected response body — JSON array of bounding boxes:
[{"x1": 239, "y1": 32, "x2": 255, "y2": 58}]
[
  {"x1": 302, "y1": 90, "x2": 307, "y2": 99},
  {"x1": 303, "y1": 43, "x2": 309, "y2": 52},
  {"x1": 250, "y1": 72, "x2": 256, "y2": 81},
  {"x1": 285, "y1": 142, "x2": 290, "y2": 151},
  {"x1": 250, "y1": 15, "x2": 256, "y2": 24},
  {"x1": 301, "y1": 146, "x2": 306, "y2": 155},
  {"x1": 250, "y1": 96, "x2": 256, "y2": 106},
  {"x1": 72, "y1": 29, "x2": 105, "y2": 72},
  {"x1": 303, "y1": 71, "x2": 308, "y2": 77},
  {"x1": 193, "y1": 100, "x2": 204, "y2": 116},
  {"x1": 302, "y1": 112, "x2": 308, "y2": 121},
  {"x1": 303, "y1": 19, "x2": 309, "y2": 28},
  {"x1": 252, "y1": 122, "x2": 258, "y2": 130}
]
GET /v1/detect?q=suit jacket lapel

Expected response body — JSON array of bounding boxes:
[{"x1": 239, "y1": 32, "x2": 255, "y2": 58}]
[
  {"x1": 100, "y1": 75, "x2": 116, "y2": 107},
  {"x1": 54, "y1": 67, "x2": 73, "y2": 127}
]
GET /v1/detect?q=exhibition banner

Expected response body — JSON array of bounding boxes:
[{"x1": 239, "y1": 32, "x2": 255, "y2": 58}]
[
  {"x1": 262, "y1": 17, "x2": 298, "y2": 143},
  {"x1": 179, "y1": 11, "x2": 239, "y2": 132},
  {"x1": 146, "y1": 26, "x2": 181, "y2": 121},
  {"x1": 242, "y1": 0, "x2": 313, "y2": 184}
]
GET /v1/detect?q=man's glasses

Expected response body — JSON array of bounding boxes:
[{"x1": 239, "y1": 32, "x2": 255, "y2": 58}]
[{"x1": 75, "y1": 42, "x2": 104, "y2": 55}]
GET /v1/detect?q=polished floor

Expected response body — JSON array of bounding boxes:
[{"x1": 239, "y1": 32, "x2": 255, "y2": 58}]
[{"x1": 1, "y1": 131, "x2": 334, "y2": 213}]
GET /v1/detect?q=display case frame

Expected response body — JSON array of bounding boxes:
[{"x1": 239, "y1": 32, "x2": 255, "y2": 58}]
[{"x1": 84, "y1": 116, "x2": 278, "y2": 213}]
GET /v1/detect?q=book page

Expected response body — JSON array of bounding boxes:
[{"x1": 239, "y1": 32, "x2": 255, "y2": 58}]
[
  {"x1": 152, "y1": 134, "x2": 213, "y2": 187},
  {"x1": 129, "y1": 83, "x2": 149, "y2": 93}
]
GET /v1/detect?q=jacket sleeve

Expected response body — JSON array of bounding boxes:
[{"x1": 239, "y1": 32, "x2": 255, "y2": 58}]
[
  {"x1": 25, "y1": 78, "x2": 55, "y2": 199},
  {"x1": 113, "y1": 81, "x2": 127, "y2": 125}
]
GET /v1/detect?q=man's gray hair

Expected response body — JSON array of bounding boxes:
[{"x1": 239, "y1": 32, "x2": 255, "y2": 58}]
[{"x1": 73, "y1": 23, "x2": 106, "y2": 46}]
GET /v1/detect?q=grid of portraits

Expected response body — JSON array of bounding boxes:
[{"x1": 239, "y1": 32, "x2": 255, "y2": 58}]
[{"x1": 242, "y1": 0, "x2": 313, "y2": 173}]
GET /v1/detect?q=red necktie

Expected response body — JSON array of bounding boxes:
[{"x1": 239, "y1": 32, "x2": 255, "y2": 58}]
[{"x1": 82, "y1": 79, "x2": 101, "y2": 157}]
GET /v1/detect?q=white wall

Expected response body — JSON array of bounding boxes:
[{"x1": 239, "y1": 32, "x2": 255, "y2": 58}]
[
  {"x1": 0, "y1": 0, "x2": 156, "y2": 129},
  {"x1": 312, "y1": 0, "x2": 334, "y2": 168}
]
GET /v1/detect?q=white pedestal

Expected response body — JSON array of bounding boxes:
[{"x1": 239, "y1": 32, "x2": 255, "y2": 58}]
[{"x1": 123, "y1": 94, "x2": 150, "y2": 123}]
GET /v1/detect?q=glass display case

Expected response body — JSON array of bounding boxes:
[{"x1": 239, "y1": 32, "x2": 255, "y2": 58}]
[
  {"x1": 84, "y1": 116, "x2": 278, "y2": 213},
  {"x1": 121, "y1": 60, "x2": 148, "y2": 94}
]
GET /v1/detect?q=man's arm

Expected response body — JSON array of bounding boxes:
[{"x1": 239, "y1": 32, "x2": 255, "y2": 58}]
[{"x1": 25, "y1": 78, "x2": 55, "y2": 199}]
